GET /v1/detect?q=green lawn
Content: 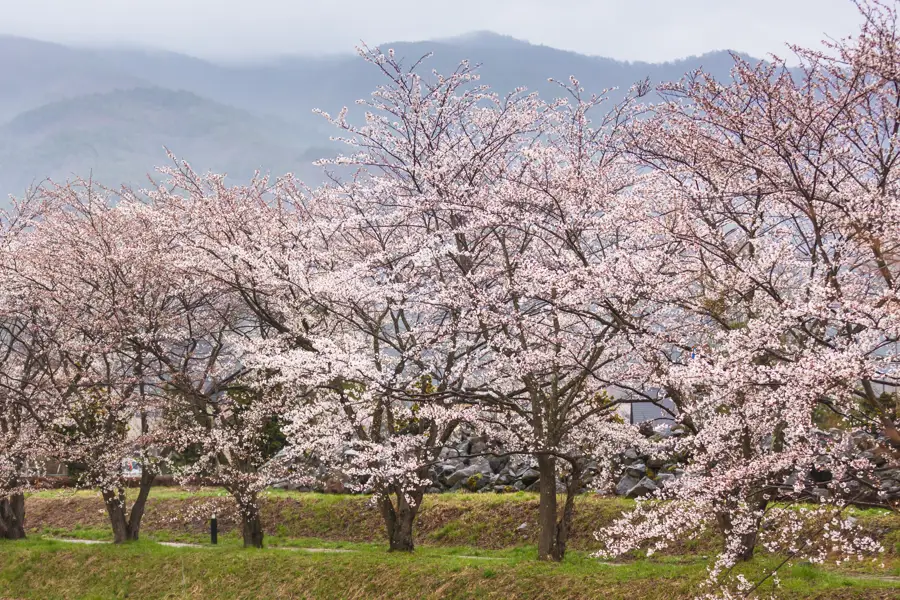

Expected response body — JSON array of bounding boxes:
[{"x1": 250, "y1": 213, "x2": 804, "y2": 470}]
[
  {"x1": 3, "y1": 489, "x2": 897, "y2": 599},
  {"x1": 1, "y1": 537, "x2": 898, "y2": 600},
  {"x1": 21, "y1": 489, "x2": 900, "y2": 554}
]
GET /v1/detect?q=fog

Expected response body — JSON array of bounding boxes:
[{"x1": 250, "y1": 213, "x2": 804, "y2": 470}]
[{"x1": 0, "y1": 0, "x2": 863, "y2": 63}]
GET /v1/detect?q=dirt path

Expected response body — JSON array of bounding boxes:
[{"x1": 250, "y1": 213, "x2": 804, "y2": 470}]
[{"x1": 43, "y1": 537, "x2": 355, "y2": 553}]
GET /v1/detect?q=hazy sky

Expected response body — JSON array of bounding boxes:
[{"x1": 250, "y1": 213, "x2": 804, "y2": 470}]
[{"x1": 0, "y1": 0, "x2": 864, "y2": 63}]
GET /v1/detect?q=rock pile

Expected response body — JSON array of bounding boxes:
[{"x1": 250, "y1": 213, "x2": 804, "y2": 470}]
[
  {"x1": 425, "y1": 437, "x2": 541, "y2": 494},
  {"x1": 425, "y1": 430, "x2": 690, "y2": 497},
  {"x1": 279, "y1": 427, "x2": 900, "y2": 504}
]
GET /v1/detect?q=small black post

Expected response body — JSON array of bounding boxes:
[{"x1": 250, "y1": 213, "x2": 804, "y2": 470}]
[{"x1": 210, "y1": 513, "x2": 218, "y2": 545}]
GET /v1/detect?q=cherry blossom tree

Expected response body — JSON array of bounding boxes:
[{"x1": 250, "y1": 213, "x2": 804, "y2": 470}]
[
  {"x1": 461, "y1": 77, "x2": 664, "y2": 561},
  {"x1": 300, "y1": 49, "x2": 568, "y2": 553},
  {"x1": 18, "y1": 176, "x2": 291, "y2": 547},
  {"x1": 0, "y1": 193, "x2": 51, "y2": 540},
  {"x1": 596, "y1": 0, "x2": 899, "y2": 592},
  {"x1": 142, "y1": 50, "x2": 536, "y2": 551},
  {"x1": 239, "y1": 177, "x2": 490, "y2": 553},
  {"x1": 8, "y1": 180, "x2": 167, "y2": 543},
  {"x1": 98, "y1": 167, "x2": 302, "y2": 549},
  {"x1": 135, "y1": 163, "x2": 323, "y2": 548},
  {"x1": 0, "y1": 310, "x2": 68, "y2": 541},
  {"x1": 287, "y1": 51, "x2": 546, "y2": 551},
  {"x1": 290, "y1": 48, "x2": 655, "y2": 560},
  {"x1": 0, "y1": 314, "x2": 34, "y2": 541}
]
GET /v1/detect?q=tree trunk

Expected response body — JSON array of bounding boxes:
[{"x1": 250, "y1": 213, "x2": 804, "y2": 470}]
[
  {"x1": 240, "y1": 506, "x2": 264, "y2": 548},
  {"x1": 225, "y1": 485, "x2": 264, "y2": 548},
  {"x1": 102, "y1": 488, "x2": 131, "y2": 544},
  {"x1": 536, "y1": 454, "x2": 559, "y2": 561},
  {"x1": 0, "y1": 493, "x2": 26, "y2": 540},
  {"x1": 715, "y1": 499, "x2": 767, "y2": 562},
  {"x1": 379, "y1": 488, "x2": 423, "y2": 552},
  {"x1": 126, "y1": 469, "x2": 155, "y2": 541},
  {"x1": 237, "y1": 492, "x2": 264, "y2": 548},
  {"x1": 551, "y1": 460, "x2": 582, "y2": 562},
  {"x1": 101, "y1": 470, "x2": 156, "y2": 543},
  {"x1": 536, "y1": 454, "x2": 581, "y2": 561}
]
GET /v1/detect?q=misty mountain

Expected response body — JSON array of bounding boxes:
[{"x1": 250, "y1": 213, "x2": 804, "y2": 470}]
[
  {"x1": 0, "y1": 87, "x2": 329, "y2": 195},
  {"x1": 87, "y1": 32, "x2": 750, "y2": 126},
  {"x1": 0, "y1": 32, "x2": 756, "y2": 200},
  {"x1": 0, "y1": 36, "x2": 148, "y2": 124}
]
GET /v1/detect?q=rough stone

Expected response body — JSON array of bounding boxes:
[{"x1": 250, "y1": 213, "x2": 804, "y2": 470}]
[
  {"x1": 647, "y1": 457, "x2": 666, "y2": 470},
  {"x1": 470, "y1": 439, "x2": 489, "y2": 455},
  {"x1": 519, "y1": 468, "x2": 540, "y2": 485},
  {"x1": 447, "y1": 466, "x2": 474, "y2": 487},
  {"x1": 625, "y1": 463, "x2": 647, "y2": 478},
  {"x1": 626, "y1": 477, "x2": 659, "y2": 498},
  {"x1": 437, "y1": 463, "x2": 457, "y2": 482},
  {"x1": 488, "y1": 455, "x2": 510, "y2": 474},
  {"x1": 615, "y1": 474, "x2": 641, "y2": 496},
  {"x1": 463, "y1": 472, "x2": 492, "y2": 491}
]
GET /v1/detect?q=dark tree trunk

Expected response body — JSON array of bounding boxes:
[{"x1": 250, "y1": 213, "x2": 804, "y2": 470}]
[
  {"x1": 240, "y1": 508, "x2": 264, "y2": 548},
  {"x1": 0, "y1": 493, "x2": 26, "y2": 540},
  {"x1": 102, "y1": 488, "x2": 131, "y2": 544},
  {"x1": 379, "y1": 488, "x2": 423, "y2": 552},
  {"x1": 101, "y1": 470, "x2": 156, "y2": 543},
  {"x1": 552, "y1": 460, "x2": 582, "y2": 561},
  {"x1": 126, "y1": 469, "x2": 154, "y2": 541},
  {"x1": 536, "y1": 454, "x2": 559, "y2": 561},
  {"x1": 715, "y1": 499, "x2": 767, "y2": 562},
  {"x1": 240, "y1": 507, "x2": 264, "y2": 548},
  {"x1": 236, "y1": 491, "x2": 264, "y2": 548},
  {"x1": 536, "y1": 454, "x2": 581, "y2": 561},
  {"x1": 225, "y1": 484, "x2": 265, "y2": 548}
]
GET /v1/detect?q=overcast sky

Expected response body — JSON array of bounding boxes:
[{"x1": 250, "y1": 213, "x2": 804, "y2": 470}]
[{"x1": 0, "y1": 0, "x2": 863, "y2": 63}]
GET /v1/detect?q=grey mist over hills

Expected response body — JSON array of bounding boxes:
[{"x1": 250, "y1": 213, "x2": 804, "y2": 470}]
[{"x1": 0, "y1": 32, "x2": 756, "y2": 200}]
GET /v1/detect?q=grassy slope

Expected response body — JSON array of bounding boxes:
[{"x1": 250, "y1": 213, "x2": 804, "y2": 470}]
[
  {"x1": 24, "y1": 489, "x2": 640, "y2": 549},
  {"x1": 22, "y1": 489, "x2": 900, "y2": 554},
  {"x1": 1, "y1": 539, "x2": 899, "y2": 600},
  {"x1": 2, "y1": 489, "x2": 898, "y2": 599}
]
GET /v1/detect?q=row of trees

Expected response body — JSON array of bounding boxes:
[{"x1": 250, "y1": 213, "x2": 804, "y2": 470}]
[{"x1": 1, "y1": 0, "x2": 899, "y2": 592}]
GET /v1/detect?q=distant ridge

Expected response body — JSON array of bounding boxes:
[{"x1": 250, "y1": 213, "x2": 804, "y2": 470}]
[
  {"x1": 0, "y1": 33, "x2": 761, "y2": 201},
  {"x1": 432, "y1": 31, "x2": 534, "y2": 48}
]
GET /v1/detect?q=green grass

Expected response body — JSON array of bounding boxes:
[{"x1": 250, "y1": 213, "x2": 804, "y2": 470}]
[
  {"x1": 25, "y1": 487, "x2": 623, "y2": 506},
  {"x1": 11, "y1": 489, "x2": 899, "y2": 598},
  {"x1": 26, "y1": 487, "x2": 234, "y2": 501},
  {"x1": 1, "y1": 538, "x2": 897, "y2": 600},
  {"x1": 21, "y1": 488, "x2": 900, "y2": 556},
  {"x1": 22, "y1": 489, "x2": 640, "y2": 551}
]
